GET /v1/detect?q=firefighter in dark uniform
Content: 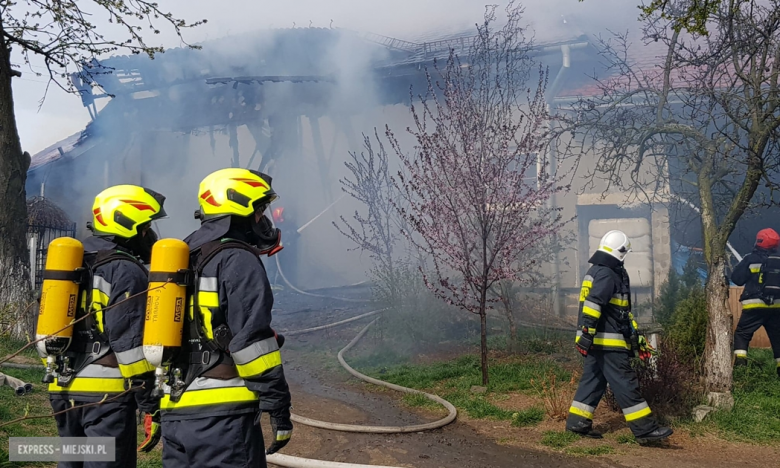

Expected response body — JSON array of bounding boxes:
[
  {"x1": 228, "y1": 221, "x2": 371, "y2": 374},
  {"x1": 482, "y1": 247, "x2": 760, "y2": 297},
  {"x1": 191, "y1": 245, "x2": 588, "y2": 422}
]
[
  {"x1": 48, "y1": 185, "x2": 167, "y2": 468},
  {"x1": 160, "y1": 168, "x2": 292, "y2": 468},
  {"x1": 731, "y1": 228, "x2": 780, "y2": 377},
  {"x1": 566, "y1": 230, "x2": 673, "y2": 445}
]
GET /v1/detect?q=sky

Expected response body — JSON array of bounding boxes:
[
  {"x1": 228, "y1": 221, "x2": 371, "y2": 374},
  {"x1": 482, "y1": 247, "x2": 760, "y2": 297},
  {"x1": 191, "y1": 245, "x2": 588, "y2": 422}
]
[{"x1": 13, "y1": 0, "x2": 641, "y2": 156}]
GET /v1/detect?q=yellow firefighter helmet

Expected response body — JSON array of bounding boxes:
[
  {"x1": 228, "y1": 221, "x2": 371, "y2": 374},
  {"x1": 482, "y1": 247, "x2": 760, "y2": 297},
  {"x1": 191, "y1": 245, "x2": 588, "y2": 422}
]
[
  {"x1": 91, "y1": 185, "x2": 167, "y2": 238},
  {"x1": 197, "y1": 168, "x2": 277, "y2": 220}
]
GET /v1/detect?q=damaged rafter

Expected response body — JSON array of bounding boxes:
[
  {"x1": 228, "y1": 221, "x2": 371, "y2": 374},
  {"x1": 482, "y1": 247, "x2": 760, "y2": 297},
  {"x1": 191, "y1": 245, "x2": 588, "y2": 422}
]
[{"x1": 205, "y1": 75, "x2": 335, "y2": 86}]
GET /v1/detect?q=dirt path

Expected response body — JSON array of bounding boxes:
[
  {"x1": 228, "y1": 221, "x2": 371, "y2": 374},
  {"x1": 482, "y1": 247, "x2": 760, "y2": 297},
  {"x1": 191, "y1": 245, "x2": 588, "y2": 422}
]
[{"x1": 272, "y1": 358, "x2": 615, "y2": 468}]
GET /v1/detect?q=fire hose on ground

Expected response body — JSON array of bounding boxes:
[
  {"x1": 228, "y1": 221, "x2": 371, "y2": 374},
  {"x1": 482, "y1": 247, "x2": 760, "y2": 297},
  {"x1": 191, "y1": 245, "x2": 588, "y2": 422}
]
[{"x1": 267, "y1": 315, "x2": 457, "y2": 468}]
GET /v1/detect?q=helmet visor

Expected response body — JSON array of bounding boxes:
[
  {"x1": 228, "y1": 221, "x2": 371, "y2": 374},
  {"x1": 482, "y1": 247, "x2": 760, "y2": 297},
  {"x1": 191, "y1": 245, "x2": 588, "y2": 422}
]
[{"x1": 144, "y1": 188, "x2": 168, "y2": 220}]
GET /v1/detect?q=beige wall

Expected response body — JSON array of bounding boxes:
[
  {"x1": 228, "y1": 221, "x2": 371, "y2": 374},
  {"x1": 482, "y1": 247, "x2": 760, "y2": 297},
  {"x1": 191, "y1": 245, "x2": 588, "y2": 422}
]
[{"x1": 552, "y1": 133, "x2": 672, "y2": 320}]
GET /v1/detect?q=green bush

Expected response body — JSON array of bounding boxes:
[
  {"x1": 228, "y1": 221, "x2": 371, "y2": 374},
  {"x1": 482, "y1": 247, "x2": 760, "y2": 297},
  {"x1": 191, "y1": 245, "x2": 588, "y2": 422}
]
[
  {"x1": 666, "y1": 286, "x2": 708, "y2": 359},
  {"x1": 655, "y1": 257, "x2": 703, "y2": 328}
]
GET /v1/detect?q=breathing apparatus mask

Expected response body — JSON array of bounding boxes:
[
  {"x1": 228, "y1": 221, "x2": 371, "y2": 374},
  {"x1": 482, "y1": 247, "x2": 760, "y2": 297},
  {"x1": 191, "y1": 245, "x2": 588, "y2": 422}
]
[
  {"x1": 86, "y1": 220, "x2": 158, "y2": 263},
  {"x1": 123, "y1": 222, "x2": 157, "y2": 263},
  {"x1": 194, "y1": 203, "x2": 283, "y2": 257},
  {"x1": 248, "y1": 202, "x2": 283, "y2": 256}
]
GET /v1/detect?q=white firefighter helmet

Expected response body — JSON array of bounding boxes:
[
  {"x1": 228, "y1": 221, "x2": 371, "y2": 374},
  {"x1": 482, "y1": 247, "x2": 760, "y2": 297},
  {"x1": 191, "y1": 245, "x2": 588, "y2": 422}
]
[{"x1": 598, "y1": 230, "x2": 632, "y2": 262}]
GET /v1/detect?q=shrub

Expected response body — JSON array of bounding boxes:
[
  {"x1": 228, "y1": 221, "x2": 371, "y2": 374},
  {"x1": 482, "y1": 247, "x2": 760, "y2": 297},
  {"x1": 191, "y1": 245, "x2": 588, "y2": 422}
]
[
  {"x1": 654, "y1": 256, "x2": 703, "y2": 327},
  {"x1": 604, "y1": 339, "x2": 702, "y2": 419},
  {"x1": 666, "y1": 286, "x2": 707, "y2": 360},
  {"x1": 531, "y1": 370, "x2": 577, "y2": 421}
]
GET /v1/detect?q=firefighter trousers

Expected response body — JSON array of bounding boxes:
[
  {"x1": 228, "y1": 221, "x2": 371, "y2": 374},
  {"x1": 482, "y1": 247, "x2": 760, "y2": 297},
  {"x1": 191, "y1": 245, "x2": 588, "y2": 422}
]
[
  {"x1": 50, "y1": 398, "x2": 137, "y2": 468},
  {"x1": 733, "y1": 309, "x2": 780, "y2": 363},
  {"x1": 566, "y1": 350, "x2": 658, "y2": 437},
  {"x1": 162, "y1": 411, "x2": 265, "y2": 468}
]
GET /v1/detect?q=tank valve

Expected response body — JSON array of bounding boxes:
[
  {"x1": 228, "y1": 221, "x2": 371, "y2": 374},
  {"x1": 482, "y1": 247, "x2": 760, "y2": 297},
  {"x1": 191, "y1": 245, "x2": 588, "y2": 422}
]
[{"x1": 42, "y1": 356, "x2": 57, "y2": 384}]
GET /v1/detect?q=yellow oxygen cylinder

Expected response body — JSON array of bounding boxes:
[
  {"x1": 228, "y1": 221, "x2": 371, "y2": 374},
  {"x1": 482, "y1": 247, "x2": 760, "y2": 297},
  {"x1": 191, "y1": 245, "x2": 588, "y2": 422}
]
[
  {"x1": 36, "y1": 237, "x2": 84, "y2": 383},
  {"x1": 143, "y1": 238, "x2": 189, "y2": 397}
]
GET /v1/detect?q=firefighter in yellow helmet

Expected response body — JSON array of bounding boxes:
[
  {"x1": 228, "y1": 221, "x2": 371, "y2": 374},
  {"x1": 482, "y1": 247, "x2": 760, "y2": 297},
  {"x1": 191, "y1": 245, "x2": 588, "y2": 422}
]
[
  {"x1": 160, "y1": 169, "x2": 292, "y2": 468},
  {"x1": 48, "y1": 185, "x2": 167, "y2": 468}
]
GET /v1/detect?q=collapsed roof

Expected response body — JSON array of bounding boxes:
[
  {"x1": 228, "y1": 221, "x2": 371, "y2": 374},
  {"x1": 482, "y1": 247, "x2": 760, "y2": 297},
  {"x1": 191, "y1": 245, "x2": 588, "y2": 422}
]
[{"x1": 29, "y1": 26, "x2": 593, "y2": 172}]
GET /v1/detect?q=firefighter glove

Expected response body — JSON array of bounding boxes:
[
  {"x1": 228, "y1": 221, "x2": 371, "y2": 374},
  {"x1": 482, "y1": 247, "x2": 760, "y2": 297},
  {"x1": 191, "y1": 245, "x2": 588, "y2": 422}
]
[
  {"x1": 576, "y1": 327, "x2": 594, "y2": 357},
  {"x1": 137, "y1": 411, "x2": 161, "y2": 452},
  {"x1": 274, "y1": 330, "x2": 285, "y2": 349},
  {"x1": 266, "y1": 407, "x2": 293, "y2": 455},
  {"x1": 637, "y1": 334, "x2": 656, "y2": 361}
]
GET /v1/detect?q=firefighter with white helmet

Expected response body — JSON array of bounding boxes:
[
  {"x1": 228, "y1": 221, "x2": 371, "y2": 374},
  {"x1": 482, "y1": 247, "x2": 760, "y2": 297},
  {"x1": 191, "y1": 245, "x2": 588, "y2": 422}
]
[{"x1": 565, "y1": 230, "x2": 673, "y2": 445}]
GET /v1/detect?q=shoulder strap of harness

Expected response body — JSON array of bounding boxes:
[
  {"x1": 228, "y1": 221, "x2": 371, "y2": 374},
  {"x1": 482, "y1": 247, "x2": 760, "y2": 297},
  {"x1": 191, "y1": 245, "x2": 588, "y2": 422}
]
[
  {"x1": 57, "y1": 249, "x2": 147, "y2": 387},
  {"x1": 83, "y1": 249, "x2": 147, "y2": 340},
  {"x1": 188, "y1": 238, "x2": 262, "y2": 348},
  {"x1": 171, "y1": 239, "x2": 262, "y2": 400}
]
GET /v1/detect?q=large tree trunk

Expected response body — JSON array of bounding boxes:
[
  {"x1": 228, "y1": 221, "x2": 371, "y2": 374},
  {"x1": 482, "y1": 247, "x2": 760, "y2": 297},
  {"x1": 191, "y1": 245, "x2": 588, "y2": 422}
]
[
  {"x1": 0, "y1": 28, "x2": 33, "y2": 338},
  {"x1": 703, "y1": 255, "x2": 733, "y2": 394}
]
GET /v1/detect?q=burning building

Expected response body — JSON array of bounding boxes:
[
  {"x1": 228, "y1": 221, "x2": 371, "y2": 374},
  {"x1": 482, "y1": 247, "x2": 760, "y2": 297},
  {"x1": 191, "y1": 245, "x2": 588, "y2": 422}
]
[{"x1": 28, "y1": 22, "x2": 749, "y2": 320}]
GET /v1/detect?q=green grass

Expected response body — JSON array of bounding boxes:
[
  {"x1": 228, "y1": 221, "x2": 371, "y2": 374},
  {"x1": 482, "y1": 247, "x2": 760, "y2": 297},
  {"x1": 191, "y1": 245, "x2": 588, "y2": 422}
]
[
  {"x1": 0, "y1": 336, "x2": 40, "y2": 363},
  {"x1": 361, "y1": 354, "x2": 570, "y2": 393},
  {"x1": 704, "y1": 349, "x2": 780, "y2": 444},
  {"x1": 401, "y1": 392, "x2": 440, "y2": 409},
  {"x1": 565, "y1": 445, "x2": 615, "y2": 456},
  {"x1": 486, "y1": 328, "x2": 573, "y2": 355},
  {"x1": 510, "y1": 407, "x2": 545, "y2": 427},
  {"x1": 358, "y1": 354, "x2": 570, "y2": 422},
  {"x1": 540, "y1": 430, "x2": 579, "y2": 448},
  {"x1": 615, "y1": 433, "x2": 637, "y2": 445}
]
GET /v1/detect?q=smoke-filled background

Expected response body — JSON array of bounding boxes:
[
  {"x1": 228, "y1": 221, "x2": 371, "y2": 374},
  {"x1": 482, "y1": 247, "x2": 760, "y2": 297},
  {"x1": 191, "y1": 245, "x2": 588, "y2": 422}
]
[
  {"x1": 21, "y1": 1, "x2": 650, "y2": 290},
  {"x1": 27, "y1": 0, "x2": 776, "y2": 293},
  {"x1": 19, "y1": 0, "x2": 643, "y2": 154}
]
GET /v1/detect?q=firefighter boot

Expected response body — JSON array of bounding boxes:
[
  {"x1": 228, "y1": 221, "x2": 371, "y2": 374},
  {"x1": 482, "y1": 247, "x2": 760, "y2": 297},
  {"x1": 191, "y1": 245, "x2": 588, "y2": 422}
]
[
  {"x1": 636, "y1": 426, "x2": 673, "y2": 445},
  {"x1": 566, "y1": 419, "x2": 603, "y2": 439},
  {"x1": 734, "y1": 357, "x2": 748, "y2": 368}
]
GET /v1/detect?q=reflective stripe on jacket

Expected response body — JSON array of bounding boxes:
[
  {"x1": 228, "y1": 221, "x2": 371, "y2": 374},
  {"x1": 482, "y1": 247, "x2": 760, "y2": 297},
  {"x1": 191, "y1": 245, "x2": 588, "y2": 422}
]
[
  {"x1": 575, "y1": 251, "x2": 636, "y2": 352},
  {"x1": 732, "y1": 250, "x2": 780, "y2": 309},
  {"x1": 47, "y1": 364, "x2": 126, "y2": 396},
  {"x1": 161, "y1": 377, "x2": 258, "y2": 416}
]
